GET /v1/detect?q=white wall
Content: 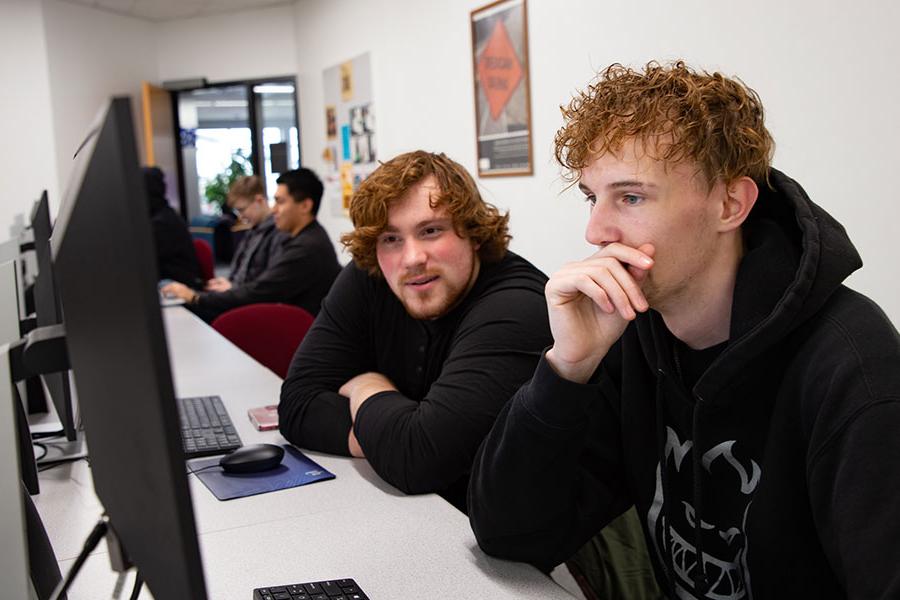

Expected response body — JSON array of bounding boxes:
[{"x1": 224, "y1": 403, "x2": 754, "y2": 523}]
[
  {"x1": 1, "y1": 0, "x2": 897, "y2": 323},
  {"x1": 294, "y1": 0, "x2": 900, "y2": 325},
  {"x1": 40, "y1": 0, "x2": 158, "y2": 218},
  {"x1": 156, "y1": 4, "x2": 297, "y2": 83},
  {"x1": 0, "y1": 2, "x2": 298, "y2": 240},
  {"x1": 0, "y1": 0, "x2": 59, "y2": 239}
]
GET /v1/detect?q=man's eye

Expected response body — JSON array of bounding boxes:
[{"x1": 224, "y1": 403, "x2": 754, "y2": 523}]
[
  {"x1": 622, "y1": 194, "x2": 643, "y2": 206},
  {"x1": 379, "y1": 235, "x2": 400, "y2": 245},
  {"x1": 584, "y1": 194, "x2": 597, "y2": 207},
  {"x1": 422, "y1": 227, "x2": 443, "y2": 237}
]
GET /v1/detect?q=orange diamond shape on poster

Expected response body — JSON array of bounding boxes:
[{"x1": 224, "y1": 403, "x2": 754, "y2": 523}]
[{"x1": 477, "y1": 19, "x2": 523, "y2": 121}]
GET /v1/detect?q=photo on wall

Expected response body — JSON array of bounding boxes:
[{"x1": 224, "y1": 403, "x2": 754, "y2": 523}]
[{"x1": 470, "y1": 0, "x2": 533, "y2": 177}]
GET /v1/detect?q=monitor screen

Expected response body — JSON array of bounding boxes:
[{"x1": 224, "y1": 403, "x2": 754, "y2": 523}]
[
  {"x1": 30, "y1": 192, "x2": 77, "y2": 441},
  {"x1": 51, "y1": 97, "x2": 208, "y2": 599}
]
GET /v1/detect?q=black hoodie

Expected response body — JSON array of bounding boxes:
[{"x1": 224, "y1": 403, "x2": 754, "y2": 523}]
[{"x1": 468, "y1": 169, "x2": 900, "y2": 599}]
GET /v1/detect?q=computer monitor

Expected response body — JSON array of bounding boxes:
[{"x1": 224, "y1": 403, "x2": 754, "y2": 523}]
[
  {"x1": 0, "y1": 344, "x2": 31, "y2": 600},
  {"x1": 51, "y1": 97, "x2": 208, "y2": 598},
  {"x1": 30, "y1": 192, "x2": 77, "y2": 441},
  {"x1": 2, "y1": 227, "x2": 49, "y2": 416}
]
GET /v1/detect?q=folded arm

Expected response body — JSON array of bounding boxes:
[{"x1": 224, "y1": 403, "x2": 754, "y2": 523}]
[{"x1": 353, "y1": 288, "x2": 552, "y2": 495}]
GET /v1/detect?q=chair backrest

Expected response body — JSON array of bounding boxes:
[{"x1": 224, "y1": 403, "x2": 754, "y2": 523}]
[
  {"x1": 192, "y1": 238, "x2": 214, "y2": 281},
  {"x1": 211, "y1": 303, "x2": 315, "y2": 378}
]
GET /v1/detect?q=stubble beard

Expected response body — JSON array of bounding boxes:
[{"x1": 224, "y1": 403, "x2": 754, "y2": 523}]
[
  {"x1": 397, "y1": 254, "x2": 480, "y2": 321},
  {"x1": 399, "y1": 274, "x2": 460, "y2": 320}
]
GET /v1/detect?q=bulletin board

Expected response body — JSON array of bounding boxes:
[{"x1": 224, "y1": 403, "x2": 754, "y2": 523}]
[{"x1": 321, "y1": 53, "x2": 378, "y2": 216}]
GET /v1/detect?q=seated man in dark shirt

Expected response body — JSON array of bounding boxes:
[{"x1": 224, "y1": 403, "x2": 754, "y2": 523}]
[
  {"x1": 205, "y1": 175, "x2": 284, "y2": 293},
  {"x1": 143, "y1": 166, "x2": 202, "y2": 287},
  {"x1": 278, "y1": 151, "x2": 552, "y2": 512},
  {"x1": 162, "y1": 168, "x2": 340, "y2": 322}
]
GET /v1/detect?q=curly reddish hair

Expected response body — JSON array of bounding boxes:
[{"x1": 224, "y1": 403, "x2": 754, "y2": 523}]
[
  {"x1": 341, "y1": 151, "x2": 510, "y2": 276},
  {"x1": 555, "y1": 60, "x2": 774, "y2": 187}
]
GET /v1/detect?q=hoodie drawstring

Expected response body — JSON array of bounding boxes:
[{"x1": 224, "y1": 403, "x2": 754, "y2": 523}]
[
  {"x1": 655, "y1": 367, "x2": 712, "y2": 598},
  {"x1": 691, "y1": 397, "x2": 711, "y2": 595},
  {"x1": 654, "y1": 369, "x2": 677, "y2": 591}
]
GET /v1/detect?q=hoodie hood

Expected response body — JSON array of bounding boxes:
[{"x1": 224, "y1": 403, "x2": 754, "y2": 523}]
[{"x1": 636, "y1": 167, "x2": 862, "y2": 399}]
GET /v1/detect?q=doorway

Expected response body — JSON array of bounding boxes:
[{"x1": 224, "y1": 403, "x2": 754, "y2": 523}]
[{"x1": 174, "y1": 77, "x2": 300, "y2": 221}]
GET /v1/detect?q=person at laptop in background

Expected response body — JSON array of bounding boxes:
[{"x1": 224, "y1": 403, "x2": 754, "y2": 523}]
[
  {"x1": 161, "y1": 168, "x2": 340, "y2": 323},
  {"x1": 468, "y1": 61, "x2": 900, "y2": 599},
  {"x1": 278, "y1": 151, "x2": 552, "y2": 512},
  {"x1": 204, "y1": 175, "x2": 284, "y2": 293},
  {"x1": 143, "y1": 166, "x2": 203, "y2": 288}
]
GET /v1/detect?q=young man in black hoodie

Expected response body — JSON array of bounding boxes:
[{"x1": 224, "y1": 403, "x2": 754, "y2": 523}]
[{"x1": 469, "y1": 61, "x2": 900, "y2": 599}]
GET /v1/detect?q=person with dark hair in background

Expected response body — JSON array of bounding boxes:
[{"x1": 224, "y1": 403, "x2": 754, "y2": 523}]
[
  {"x1": 205, "y1": 175, "x2": 284, "y2": 293},
  {"x1": 143, "y1": 166, "x2": 203, "y2": 288},
  {"x1": 468, "y1": 61, "x2": 900, "y2": 599},
  {"x1": 162, "y1": 167, "x2": 340, "y2": 323},
  {"x1": 278, "y1": 151, "x2": 552, "y2": 513}
]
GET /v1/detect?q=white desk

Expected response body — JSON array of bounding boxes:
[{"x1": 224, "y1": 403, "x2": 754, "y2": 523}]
[{"x1": 33, "y1": 307, "x2": 574, "y2": 599}]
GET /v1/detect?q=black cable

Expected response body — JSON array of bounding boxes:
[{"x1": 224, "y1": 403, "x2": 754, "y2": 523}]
[
  {"x1": 33, "y1": 442, "x2": 48, "y2": 461},
  {"x1": 49, "y1": 517, "x2": 109, "y2": 600},
  {"x1": 129, "y1": 571, "x2": 144, "y2": 600},
  {"x1": 187, "y1": 463, "x2": 223, "y2": 475},
  {"x1": 38, "y1": 456, "x2": 88, "y2": 472}
]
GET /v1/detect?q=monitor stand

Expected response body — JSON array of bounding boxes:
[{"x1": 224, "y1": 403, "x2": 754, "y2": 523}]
[
  {"x1": 35, "y1": 435, "x2": 87, "y2": 466},
  {"x1": 28, "y1": 399, "x2": 87, "y2": 466}
]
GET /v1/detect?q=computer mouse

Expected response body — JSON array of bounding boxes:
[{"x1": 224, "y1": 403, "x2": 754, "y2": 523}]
[{"x1": 219, "y1": 443, "x2": 285, "y2": 474}]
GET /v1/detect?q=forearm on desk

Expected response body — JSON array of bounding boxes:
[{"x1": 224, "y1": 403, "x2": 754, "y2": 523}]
[{"x1": 278, "y1": 388, "x2": 353, "y2": 456}]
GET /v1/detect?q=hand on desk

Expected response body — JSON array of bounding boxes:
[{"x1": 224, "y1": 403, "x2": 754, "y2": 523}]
[
  {"x1": 341, "y1": 372, "x2": 397, "y2": 419},
  {"x1": 341, "y1": 372, "x2": 397, "y2": 458},
  {"x1": 160, "y1": 281, "x2": 198, "y2": 303},
  {"x1": 205, "y1": 276, "x2": 232, "y2": 292}
]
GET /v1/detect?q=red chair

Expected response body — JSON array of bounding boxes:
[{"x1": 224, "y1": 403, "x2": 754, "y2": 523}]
[
  {"x1": 211, "y1": 303, "x2": 315, "y2": 378},
  {"x1": 192, "y1": 238, "x2": 214, "y2": 281}
]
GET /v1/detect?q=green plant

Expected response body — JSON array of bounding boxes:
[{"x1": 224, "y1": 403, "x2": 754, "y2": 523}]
[{"x1": 203, "y1": 149, "x2": 252, "y2": 214}]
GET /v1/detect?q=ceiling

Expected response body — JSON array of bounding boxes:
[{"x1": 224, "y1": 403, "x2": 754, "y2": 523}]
[{"x1": 58, "y1": 0, "x2": 295, "y2": 23}]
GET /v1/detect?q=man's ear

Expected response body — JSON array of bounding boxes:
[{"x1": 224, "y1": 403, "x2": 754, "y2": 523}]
[
  {"x1": 300, "y1": 197, "x2": 314, "y2": 214},
  {"x1": 718, "y1": 176, "x2": 758, "y2": 232}
]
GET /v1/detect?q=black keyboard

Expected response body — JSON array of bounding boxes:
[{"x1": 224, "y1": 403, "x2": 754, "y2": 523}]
[
  {"x1": 177, "y1": 395, "x2": 242, "y2": 458},
  {"x1": 253, "y1": 578, "x2": 368, "y2": 600}
]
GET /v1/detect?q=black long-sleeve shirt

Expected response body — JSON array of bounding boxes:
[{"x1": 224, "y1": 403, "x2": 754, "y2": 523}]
[
  {"x1": 278, "y1": 251, "x2": 552, "y2": 511},
  {"x1": 229, "y1": 214, "x2": 283, "y2": 286},
  {"x1": 150, "y1": 204, "x2": 202, "y2": 288},
  {"x1": 195, "y1": 220, "x2": 339, "y2": 319}
]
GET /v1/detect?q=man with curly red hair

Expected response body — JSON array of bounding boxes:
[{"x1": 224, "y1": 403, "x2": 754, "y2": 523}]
[
  {"x1": 278, "y1": 150, "x2": 551, "y2": 512},
  {"x1": 470, "y1": 61, "x2": 900, "y2": 599}
]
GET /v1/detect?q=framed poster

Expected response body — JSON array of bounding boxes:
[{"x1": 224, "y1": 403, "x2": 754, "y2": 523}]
[{"x1": 470, "y1": 0, "x2": 533, "y2": 177}]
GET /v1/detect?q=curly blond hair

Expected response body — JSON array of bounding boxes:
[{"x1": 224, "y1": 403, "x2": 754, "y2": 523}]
[
  {"x1": 341, "y1": 151, "x2": 510, "y2": 276},
  {"x1": 555, "y1": 60, "x2": 774, "y2": 187}
]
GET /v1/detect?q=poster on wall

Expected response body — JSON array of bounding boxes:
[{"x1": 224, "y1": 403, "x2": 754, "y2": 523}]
[
  {"x1": 322, "y1": 53, "x2": 377, "y2": 216},
  {"x1": 470, "y1": 0, "x2": 533, "y2": 177}
]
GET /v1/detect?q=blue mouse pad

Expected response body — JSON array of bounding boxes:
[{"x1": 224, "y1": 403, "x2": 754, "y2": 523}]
[{"x1": 190, "y1": 445, "x2": 335, "y2": 501}]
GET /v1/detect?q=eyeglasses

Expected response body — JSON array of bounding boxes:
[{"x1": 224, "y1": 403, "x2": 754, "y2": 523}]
[{"x1": 233, "y1": 203, "x2": 252, "y2": 215}]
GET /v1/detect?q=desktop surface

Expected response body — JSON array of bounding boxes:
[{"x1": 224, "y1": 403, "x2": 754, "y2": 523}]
[{"x1": 32, "y1": 307, "x2": 574, "y2": 599}]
